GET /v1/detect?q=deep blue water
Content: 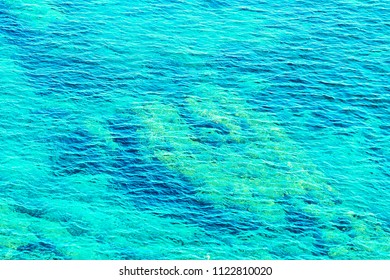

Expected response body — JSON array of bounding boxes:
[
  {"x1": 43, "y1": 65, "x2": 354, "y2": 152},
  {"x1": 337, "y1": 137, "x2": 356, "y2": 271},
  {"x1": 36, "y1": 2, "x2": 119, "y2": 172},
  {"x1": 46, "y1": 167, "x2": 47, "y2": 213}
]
[{"x1": 0, "y1": 0, "x2": 389, "y2": 259}]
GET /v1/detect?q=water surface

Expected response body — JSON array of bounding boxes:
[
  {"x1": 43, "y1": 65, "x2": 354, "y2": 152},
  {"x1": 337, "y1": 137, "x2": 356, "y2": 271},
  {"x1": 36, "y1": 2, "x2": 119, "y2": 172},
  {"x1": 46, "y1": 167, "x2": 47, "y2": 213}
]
[{"x1": 0, "y1": 0, "x2": 389, "y2": 259}]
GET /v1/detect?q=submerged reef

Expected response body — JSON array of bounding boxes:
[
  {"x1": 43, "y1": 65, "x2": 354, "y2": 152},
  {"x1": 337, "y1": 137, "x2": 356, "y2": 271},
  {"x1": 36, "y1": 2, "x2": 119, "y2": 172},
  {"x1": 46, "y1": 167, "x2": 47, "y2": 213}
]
[{"x1": 0, "y1": 0, "x2": 389, "y2": 260}]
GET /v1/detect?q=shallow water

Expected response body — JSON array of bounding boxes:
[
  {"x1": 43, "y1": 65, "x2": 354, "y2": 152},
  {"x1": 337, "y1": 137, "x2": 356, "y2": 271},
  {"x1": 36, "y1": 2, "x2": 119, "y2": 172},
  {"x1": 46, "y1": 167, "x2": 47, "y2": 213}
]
[{"x1": 0, "y1": 0, "x2": 389, "y2": 259}]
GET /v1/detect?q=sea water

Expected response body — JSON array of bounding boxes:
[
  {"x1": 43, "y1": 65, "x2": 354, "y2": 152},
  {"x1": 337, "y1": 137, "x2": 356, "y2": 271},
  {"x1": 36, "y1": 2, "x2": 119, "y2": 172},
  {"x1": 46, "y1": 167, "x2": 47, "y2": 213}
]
[{"x1": 0, "y1": 0, "x2": 389, "y2": 259}]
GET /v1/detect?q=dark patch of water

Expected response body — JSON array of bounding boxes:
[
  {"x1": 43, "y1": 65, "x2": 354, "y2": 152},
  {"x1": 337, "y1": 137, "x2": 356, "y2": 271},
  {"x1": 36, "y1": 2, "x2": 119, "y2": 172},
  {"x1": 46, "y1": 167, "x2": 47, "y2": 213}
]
[{"x1": 16, "y1": 241, "x2": 68, "y2": 260}]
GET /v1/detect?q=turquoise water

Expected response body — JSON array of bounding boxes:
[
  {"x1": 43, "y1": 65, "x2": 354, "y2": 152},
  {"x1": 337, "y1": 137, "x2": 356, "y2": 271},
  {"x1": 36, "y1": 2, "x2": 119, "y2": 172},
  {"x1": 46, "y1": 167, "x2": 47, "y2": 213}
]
[{"x1": 0, "y1": 0, "x2": 389, "y2": 259}]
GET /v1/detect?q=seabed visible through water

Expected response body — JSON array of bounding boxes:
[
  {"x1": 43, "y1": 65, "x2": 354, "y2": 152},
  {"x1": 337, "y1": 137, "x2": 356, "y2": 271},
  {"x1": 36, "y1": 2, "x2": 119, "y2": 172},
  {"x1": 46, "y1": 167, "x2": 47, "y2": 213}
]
[{"x1": 0, "y1": 0, "x2": 389, "y2": 259}]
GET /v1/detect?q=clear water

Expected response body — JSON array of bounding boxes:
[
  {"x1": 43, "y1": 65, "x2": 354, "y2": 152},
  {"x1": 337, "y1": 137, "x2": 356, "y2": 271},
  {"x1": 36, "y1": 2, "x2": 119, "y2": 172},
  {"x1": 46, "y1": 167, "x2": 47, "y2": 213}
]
[{"x1": 0, "y1": 0, "x2": 389, "y2": 259}]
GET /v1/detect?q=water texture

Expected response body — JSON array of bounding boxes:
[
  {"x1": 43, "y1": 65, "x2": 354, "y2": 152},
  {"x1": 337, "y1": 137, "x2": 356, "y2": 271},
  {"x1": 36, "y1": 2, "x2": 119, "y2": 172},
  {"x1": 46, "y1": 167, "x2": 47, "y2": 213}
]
[{"x1": 0, "y1": 0, "x2": 389, "y2": 259}]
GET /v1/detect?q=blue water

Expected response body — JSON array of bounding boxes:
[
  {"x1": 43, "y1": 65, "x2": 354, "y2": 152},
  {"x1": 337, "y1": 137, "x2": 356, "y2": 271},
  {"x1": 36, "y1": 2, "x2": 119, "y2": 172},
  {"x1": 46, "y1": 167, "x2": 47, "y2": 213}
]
[{"x1": 0, "y1": 0, "x2": 389, "y2": 259}]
